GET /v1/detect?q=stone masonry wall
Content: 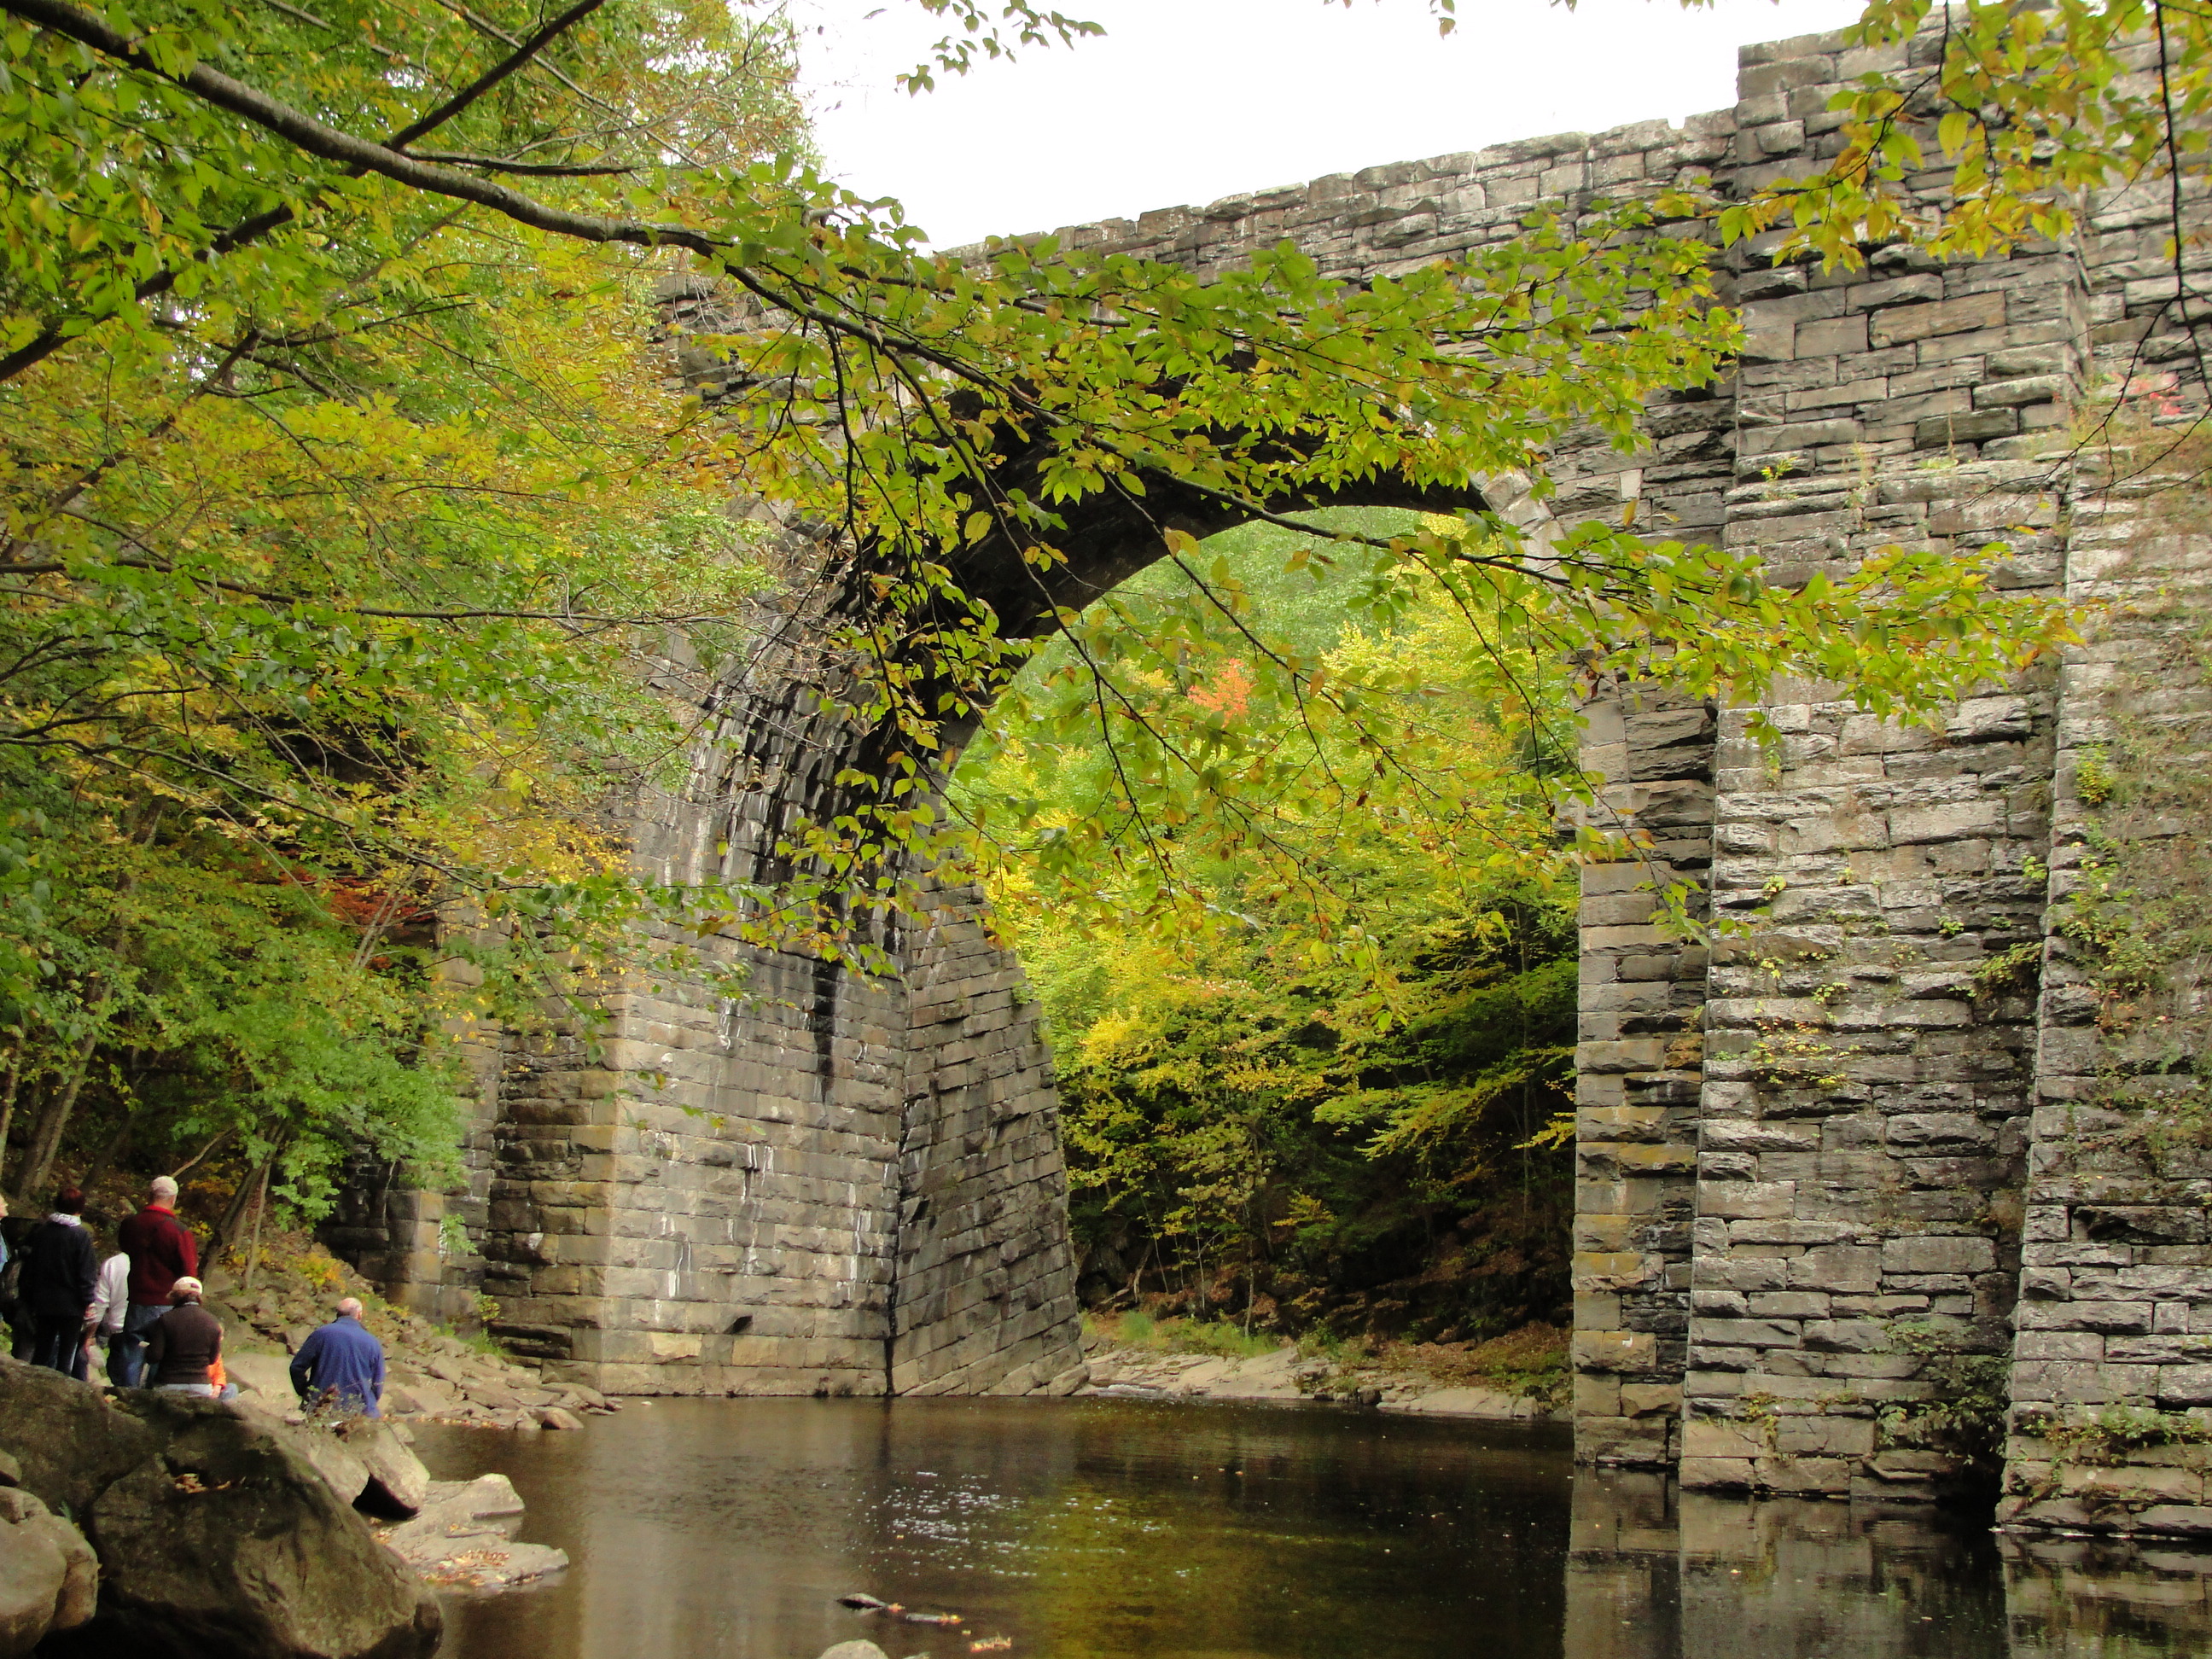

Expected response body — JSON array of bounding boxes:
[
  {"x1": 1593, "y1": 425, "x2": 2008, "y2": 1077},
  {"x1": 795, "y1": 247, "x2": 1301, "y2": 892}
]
[
  {"x1": 1674, "y1": 23, "x2": 2084, "y2": 1501},
  {"x1": 472, "y1": 679, "x2": 1087, "y2": 1398},
  {"x1": 1012, "y1": 62, "x2": 1742, "y2": 1476},
  {"x1": 891, "y1": 876, "x2": 1083, "y2": 1396}
]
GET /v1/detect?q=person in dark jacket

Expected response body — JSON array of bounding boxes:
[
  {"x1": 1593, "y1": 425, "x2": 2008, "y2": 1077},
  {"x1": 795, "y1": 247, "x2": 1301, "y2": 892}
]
[
  {"x1": 22, "y1": 1187, "x2": 97, "y2": 1377},
  {"x1": 143, "y1": 1275, "x2": 224, "y2": 1395},
  {"x1": 114, "y1": 1174, "x2": 197, "y2": 1388},
  {"x1": 0, "y1": 1192, "x2": 23, "y2": 1361},
  {"x1": 290, "y1": 1296, "x2": 386, "y2": 1417}
]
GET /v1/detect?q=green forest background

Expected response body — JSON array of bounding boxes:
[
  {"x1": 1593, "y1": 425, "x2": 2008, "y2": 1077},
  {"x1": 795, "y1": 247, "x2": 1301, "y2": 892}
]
[{"x1": 947, "y1": 515, "x2": 1580, "y2": 1350}]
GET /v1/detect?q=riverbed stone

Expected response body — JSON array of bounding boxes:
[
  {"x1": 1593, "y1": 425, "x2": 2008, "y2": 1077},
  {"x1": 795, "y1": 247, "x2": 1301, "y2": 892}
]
[{"x1": 378, "y1": 1476, "x2": 563, "y2": 1592}]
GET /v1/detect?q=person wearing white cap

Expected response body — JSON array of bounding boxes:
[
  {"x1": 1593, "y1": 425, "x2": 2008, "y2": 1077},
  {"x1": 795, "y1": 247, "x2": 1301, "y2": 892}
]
[
  {"x1": 143, "y1": 1275, "x2": 226, "y2": 1397},
  {"x1": 115, "y1": 1174, "x2": 198, "y2": 1388}
]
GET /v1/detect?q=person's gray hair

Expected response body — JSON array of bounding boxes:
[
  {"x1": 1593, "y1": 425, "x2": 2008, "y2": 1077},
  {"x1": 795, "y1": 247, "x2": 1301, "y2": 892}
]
[
  {"x1": 149, "y1": 1175, "x2": 178, "y2": 1200},
  {"x1": 335, "y1": 1296, "x2": 364, "y2": 1318}
]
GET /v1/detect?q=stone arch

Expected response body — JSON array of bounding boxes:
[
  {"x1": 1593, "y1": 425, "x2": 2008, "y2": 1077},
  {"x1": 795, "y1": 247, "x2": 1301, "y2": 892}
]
[
  {"x1": 465, "y1": 448, "x2": 1523, "y2": 1397},
  {"x1": 320, "y1": 79, "x2": 1714, "y2": 1411}
]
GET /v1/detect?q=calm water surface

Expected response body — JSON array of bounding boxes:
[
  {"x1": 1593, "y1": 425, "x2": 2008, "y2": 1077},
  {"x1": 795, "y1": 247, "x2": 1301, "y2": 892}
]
[{"x1": 416, "y1": 1397, "x2": 2212, "y2": 1659}]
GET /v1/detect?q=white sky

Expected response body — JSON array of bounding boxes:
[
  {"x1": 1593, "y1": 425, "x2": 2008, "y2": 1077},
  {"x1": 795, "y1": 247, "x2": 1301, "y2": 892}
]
[{"x1": 792, "y1": 0, "x2": 1870, "y2": 248}]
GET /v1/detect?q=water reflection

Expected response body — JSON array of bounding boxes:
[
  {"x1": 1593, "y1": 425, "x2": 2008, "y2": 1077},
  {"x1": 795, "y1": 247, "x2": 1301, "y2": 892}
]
[{"x1": 417, "y1": 1398, "x2": 2212, "y2": 1659}]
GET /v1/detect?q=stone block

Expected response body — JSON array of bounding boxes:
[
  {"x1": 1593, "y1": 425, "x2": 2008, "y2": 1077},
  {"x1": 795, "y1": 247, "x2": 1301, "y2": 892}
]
[
  {"x1": 1773, "y1": 1417, "x2": 1876, "y2": 1458},
  {"x1": 1868, "y1": 292, "x2": 2007, "y2": 346},
  {"x1": 1882, "y1": 1234, "x2": 1998, "y2": 1274},
  {"x1": 2157, "y1": 1367, "x2": 2212, "y2": 1406},
  {"x1": 1802, "y1": 1320, "x2": 1890, "y2": 1353},
  {"x1": 1696, "y1": 1319, "x2": 1802, "y2": 1348},
  {"x1": 1575, "y1": 1330, "x2": 1662, "y2": 1373},
  {"x1": 1681, "y1": 1420, "x2": 1767, "y2": 1460},
  {"x1": 1916, "y1": 408, "x2": 2020, "y2": 447},
  {"x1": 1701, "y1": 1183, "x2": 1796, "y2": 1220},
  {"x1": 1748, "y1": 1291, "x2": 1831, "y2": 1318},
  {"x1": 1679, "y1": 1458, "x2": 1756, "y2": 1491},
  {"x1": 1791, "y1": 1246, "x2": 1881, "y2": 1294},
  {"x1": 1620, "y1": 1383, "x2": 1683, "y2": 1417}
]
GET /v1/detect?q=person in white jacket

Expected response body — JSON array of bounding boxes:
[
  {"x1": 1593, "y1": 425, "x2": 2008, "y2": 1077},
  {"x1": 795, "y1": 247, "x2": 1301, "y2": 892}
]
[{"x1": 84, "y1": 1249, "x2": 130, "y2": 1385}]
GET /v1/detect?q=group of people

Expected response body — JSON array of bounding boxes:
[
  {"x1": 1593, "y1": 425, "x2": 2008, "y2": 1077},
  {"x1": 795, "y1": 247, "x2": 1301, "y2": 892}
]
[{"x1": 1, "y1": 1178, "x2": 387, "y2": 1416}]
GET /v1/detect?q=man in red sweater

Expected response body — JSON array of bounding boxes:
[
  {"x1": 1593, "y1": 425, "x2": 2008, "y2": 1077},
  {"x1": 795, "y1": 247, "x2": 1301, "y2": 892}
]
[{"x1": 114, "y1": 1174, "x2": 197, "y2": 1388}]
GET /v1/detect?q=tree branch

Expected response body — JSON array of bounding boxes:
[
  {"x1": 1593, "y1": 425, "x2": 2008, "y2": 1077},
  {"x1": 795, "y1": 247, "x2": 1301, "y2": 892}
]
[
  {"x1": 0, "y1": 0, "x2": 611, "y2": 385},
  {"x1": 405, "y1": 148, "x2": 637, "y2": 177},
  {"x1": 386, "y1": 0, "x2": 608, "y2": 151},
  {"x1": 7, "y1": 0, "x2": 709, "y2": 248}
]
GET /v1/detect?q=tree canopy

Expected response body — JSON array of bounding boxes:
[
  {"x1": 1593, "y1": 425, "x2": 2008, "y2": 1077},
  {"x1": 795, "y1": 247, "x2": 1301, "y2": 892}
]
[{"x1": 1, "y1": 0, "x2": 2198, "y2": 1224}]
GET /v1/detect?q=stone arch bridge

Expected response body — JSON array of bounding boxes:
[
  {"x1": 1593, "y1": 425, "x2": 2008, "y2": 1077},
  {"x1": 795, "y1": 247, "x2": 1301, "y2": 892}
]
[{"x1": 326, "y1": 20, "x2": 2212, "y2": 1522}]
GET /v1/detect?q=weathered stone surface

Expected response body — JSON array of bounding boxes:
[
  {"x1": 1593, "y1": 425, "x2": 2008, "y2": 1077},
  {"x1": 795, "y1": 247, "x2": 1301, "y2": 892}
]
[
  {"x1": 0, "y1": 1362, "x2": 439, "y2": 1659},
  {"x1": 0, "y1": 1358, "x2": 160, "y2": 1518},
  {"x1": 234, "y1": 1401, "x2": 371, "y2": 1507},
  {"x1": 1379, "y1": 1387, "x2": 1548, "y2": 1421},
  {"x1": 335, "y1": 1418, "x2": 431, "y2": 1516},
  {"x1": 84, "y1": 1416, "x2": 440, "y2": 1659},
  {"x1": 224, "y1": 1350, "x2": 298, "y2": 1401},
  {"x1": 0, "y1": 1486, "x2": 96, "y2": 1658},
  {"x1": 377, "y1": 1476, "x2": 564, "y2": 1592}
]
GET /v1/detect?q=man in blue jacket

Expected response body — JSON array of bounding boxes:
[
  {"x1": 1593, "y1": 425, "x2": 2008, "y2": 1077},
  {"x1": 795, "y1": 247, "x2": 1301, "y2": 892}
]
[{"x1": 289, "y1": 1295, "x2": 386, "y2": 1417}]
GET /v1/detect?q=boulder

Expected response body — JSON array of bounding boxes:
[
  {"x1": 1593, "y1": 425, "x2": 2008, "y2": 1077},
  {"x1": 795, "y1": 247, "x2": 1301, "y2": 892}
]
[
  {"x1": 0, "y1": 1359, "x2": 160, "y2": 1517},
  {"x1": 226, "y1": 1351, "x2": 300, "y2": 1401},
  {"x1": 232, "y1": 1396, "x2": 371, "y2": 1506},
  {"x1": 0, "y1": 1486, "x2": 97, "y2": 1657},
  {"x1": 378, "y1": 1476, "x2": 564, "y2": 1591},
  {"x1": 335, "y1": 1418, "x2": 430, "y2": 1515},
  {"x1": 537, "y1": 1407, "x2": 585, "y2": 1431},
  {"x1": 84, "y1": 1401, "x2": 441, "y2": 1659},
  {"x1": 0, "y1": 1361, "x2": 439, "y2": 1659},
  {"x1": 818, "y1": 1645, "x2": 891, "y2": 1659}
]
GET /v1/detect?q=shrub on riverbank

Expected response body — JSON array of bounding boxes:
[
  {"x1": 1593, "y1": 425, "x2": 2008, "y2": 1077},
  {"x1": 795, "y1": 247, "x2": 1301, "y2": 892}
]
[{"x1": 1088, "y1": 1312, "x2": 1281, "y2": 1361}]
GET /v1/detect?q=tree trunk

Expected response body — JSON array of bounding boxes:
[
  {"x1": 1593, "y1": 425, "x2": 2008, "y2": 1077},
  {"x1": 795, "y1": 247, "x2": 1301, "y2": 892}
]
[
  {"x1": 17, "y1": 809, "x2": 162, "y2": 1205},
  {"x1": 0, "y1": 1054, "x2": 21, "y2": 1191},
  {"x1": 80, "y1": 1115, "x2": 135, "y2": 1196},
  {"x1": 243, "y1": 1161, "x2": 272, "y2": 1291},
  {"x1": 13, "y1": 1025, "x2": 101, "y2": 1207},
  {"x1": 207, "y1": 1139, "x2": 285, "y2": 1262}
]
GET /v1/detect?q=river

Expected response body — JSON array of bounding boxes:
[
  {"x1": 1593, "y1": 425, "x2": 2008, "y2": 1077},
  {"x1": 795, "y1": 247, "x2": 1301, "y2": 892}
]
[{"x1": 416, "y1": 1397, "x2": 2212, "y2": 1659}]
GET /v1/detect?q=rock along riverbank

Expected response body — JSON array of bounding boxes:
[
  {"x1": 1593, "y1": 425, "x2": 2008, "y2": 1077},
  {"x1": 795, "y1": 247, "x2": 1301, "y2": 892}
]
[
  {"x1": 0, "y1": 1355, "x2": 568, "y2": 1659},
  {"x1": 1074, "y1": 1337, "x2": 1555, "y2": 1420}
]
